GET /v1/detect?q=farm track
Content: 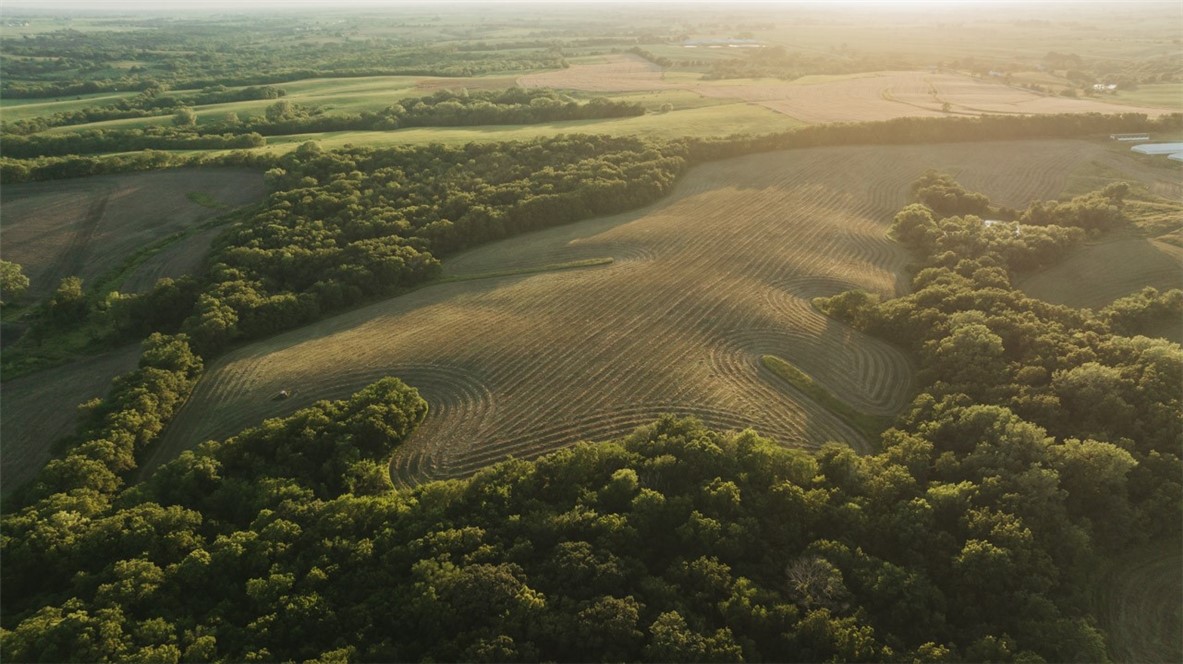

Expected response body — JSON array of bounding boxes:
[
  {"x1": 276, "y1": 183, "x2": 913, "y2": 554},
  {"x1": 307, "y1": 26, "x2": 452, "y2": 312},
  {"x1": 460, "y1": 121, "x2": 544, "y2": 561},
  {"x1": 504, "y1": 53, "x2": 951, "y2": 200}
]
[
  {"x1": 145, "y1": 141, "x2": 1167, "y2": 489},
  {"x1": 50, "y1": 184, "x2": 114, "y2": 292}
]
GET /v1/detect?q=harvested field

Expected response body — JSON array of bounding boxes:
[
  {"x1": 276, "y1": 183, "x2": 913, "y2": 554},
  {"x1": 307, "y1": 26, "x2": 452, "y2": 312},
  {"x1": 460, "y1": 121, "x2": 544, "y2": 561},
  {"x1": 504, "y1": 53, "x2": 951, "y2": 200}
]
[
  {"x1": 1019, "y1": 237, "x2": 1183, "y2": 311},
  {"x1": 0, "y1": 169, "x2": 265, "y2": 301},
  {"x1": 517, "y1": 54, "x2": 667, "y2": 92},
  {"x1": 520, "y1": 64, "x2": 1171, "y2": 123},
  {"x1": 0, "y1": 344, "x2": 141, "y2": 494},
  {"x1": 144, "y1": 140, "x2": 1165, "y2": 487},
  {"x1": 120, "y1": 227, "x2": 222, "y2": 293},
  {"x1": 1090, "y1": 542, "x2": 1183, "y2": 664}
]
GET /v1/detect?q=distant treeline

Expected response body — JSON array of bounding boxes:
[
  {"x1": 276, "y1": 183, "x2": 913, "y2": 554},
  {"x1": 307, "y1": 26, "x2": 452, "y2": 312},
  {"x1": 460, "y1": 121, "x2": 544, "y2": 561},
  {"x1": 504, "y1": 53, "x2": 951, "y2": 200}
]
[
  {"x1": 208, "y1": 89, "x2": 644, "y2": 136},
  {"x1": 1, "y1": 128, "x2": 267, "y2": 160},
  {"x1": 0, "y1": 89, "x2": 643, "y2": 159},
  {"x1": 3, "y1": 111, "x2": 1178, "y2": 183},
  {"x1": 1, "y1": 85, "x2": 286, "y2": 135}
]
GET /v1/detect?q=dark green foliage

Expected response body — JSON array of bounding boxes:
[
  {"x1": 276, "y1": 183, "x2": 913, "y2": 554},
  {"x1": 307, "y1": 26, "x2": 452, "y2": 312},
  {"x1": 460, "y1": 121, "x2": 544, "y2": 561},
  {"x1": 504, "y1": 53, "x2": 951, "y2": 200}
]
[
  {"x1": 1, "y1": 127, "x2": 267, "y2": 159},
  {"x1": 47, "y1": 276, "x2": 88, "y2": 325},
  {"x1": 0, "y1": 23, "x2": 563, "y2": 100},
  {"x1": 3, "y1": 395, "x2": 1155, "y2": 663},
  {"x1": 210, "y1": 88, "x2": 645, "y2": 138}
]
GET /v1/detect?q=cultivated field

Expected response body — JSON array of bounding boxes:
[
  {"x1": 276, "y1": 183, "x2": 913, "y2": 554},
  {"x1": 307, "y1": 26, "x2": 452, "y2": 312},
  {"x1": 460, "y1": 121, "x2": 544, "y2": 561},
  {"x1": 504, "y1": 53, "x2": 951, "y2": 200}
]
[
  {"x1": 0, "y1": 344, "x2": 141, "y2": 493},
  {"x1": 1090, "y1": 542, "x2": 1183, "y2": 664},
  {"x1": 517, "y1": 55, "x2": 667, "y2": 92},
  {"x1": 139, "y1": 139, "x2": 1163, "y2": 489},
  {"x1": 0, "y1": 169, "x2": 265, "y2": 301},
  {"x1": 519, "y1": 57, "x2": 1174, "y2": 123},
  {"x1": 1019, "y1": 236, "x2": 1183, "y2": 311}
]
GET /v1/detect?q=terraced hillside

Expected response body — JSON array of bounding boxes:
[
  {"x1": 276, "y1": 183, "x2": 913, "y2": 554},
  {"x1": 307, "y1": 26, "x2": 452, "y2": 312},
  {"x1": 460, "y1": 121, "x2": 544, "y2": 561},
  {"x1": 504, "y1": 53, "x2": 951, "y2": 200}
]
[{"x1": 144, "y1": 139, "x2": 1166, "y2": 487}]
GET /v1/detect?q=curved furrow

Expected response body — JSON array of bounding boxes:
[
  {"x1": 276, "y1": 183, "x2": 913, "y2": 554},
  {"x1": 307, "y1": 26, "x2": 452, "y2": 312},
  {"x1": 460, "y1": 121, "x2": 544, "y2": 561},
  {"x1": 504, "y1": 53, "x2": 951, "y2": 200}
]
[{"x1": 442, "y1": 402, "x2": 813, "y2": 478}]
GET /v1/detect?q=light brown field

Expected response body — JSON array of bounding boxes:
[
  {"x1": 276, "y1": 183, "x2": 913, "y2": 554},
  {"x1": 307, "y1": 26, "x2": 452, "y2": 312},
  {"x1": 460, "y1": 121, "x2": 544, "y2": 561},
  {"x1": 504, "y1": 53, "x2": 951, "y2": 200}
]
[
  {"x1": 519, "y1": 59, "x2": 1173, "y2": 123},
  {"x1": 1019, "y1": 237, "x2": 1183, "y2": 312},
  {"x1": 137, "y1": 139, "x2": 1166, "y2": 489},
  {"x1": 517, "y1": 54, "x2": 667, "y2": 92},
  {"x1": 0, "y1": 169, "x2": 265, "y2": 301},
  {"x1": 0, "y1": 344, "x2": 141, "y2": 493}
]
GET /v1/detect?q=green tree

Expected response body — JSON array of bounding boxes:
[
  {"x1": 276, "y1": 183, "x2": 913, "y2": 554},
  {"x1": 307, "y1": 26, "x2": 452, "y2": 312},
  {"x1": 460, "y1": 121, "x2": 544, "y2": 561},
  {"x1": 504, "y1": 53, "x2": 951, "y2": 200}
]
[
  {"x1": 0, "y1": 259, "x2": 30, "y2": 303},
  {"x1": 172, "y1": 107, "x2": 197, "y2": 127},
  {"x1": 48, "y1": 275, "x2": 87, "y2": 324}
]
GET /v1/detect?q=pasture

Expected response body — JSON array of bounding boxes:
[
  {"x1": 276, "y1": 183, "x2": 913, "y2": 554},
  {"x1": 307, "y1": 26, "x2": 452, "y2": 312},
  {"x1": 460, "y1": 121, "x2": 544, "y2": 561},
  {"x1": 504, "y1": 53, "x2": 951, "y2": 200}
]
[
  {"x1": 139, "y1": 138, "x2": 1164, "y2": 489},
  {"x1": 0, "y1": 168, "x2": 265, "y2": 302}
]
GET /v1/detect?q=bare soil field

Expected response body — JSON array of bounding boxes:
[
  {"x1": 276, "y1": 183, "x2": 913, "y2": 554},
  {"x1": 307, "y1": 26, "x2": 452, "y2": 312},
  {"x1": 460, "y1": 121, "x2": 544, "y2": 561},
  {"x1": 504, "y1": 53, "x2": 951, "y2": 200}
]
[
  {"x1": 520, "y1": 60, "x2": 1172, "y2": 123},
  {"x1": 0, "y1": 344, "x2": 141, "y2": 494},
  {"x1": 120, "y1": 227, "x2": 222, "y2": 294},
  {"x1": 1019, "y1": 237, "x2": 1183, "y2": 311},
  {"x1": 0, "y1": 169, "x2": 265, "y2": 301},
  {"x1": 138, "y1": 139, "x2": 1164, "y2": 489},
  {"x1": 517, "y1": 54, "x2": 667, "y2": 92}
]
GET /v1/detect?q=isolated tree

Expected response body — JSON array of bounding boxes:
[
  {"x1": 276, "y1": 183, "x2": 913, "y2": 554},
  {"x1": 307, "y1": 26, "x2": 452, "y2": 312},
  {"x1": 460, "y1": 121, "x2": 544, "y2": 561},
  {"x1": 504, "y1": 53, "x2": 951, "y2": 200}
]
[
  {"x1": 48, "y1": 275, "x2": 87, "y2": 324},
  {"x1": 265, "y1": 99, "x2": 294, "y2": 122},
  {"x1": 0, "y1": 259, "x2": 30, "y2": 304},
  {"x1": 172, "y1": 107, "x2": 197, "y2": 127}
]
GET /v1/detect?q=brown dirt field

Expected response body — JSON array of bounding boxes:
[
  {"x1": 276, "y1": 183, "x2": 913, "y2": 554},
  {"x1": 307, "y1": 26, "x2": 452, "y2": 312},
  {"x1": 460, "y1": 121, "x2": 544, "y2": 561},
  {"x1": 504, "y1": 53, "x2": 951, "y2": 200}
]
[
  {"x1": 0, "y1": 344, "x2": 141, "y2": 494},
  {"x1": 519, "y1": 64, "x2": 1171, "y2": 123},
  {"x1": 0, "y1": 168, "x2": 265, "y2": 301},
  {"x1": 139, "y1": 139, "x2": 1163, "y2": 488},
  {"x1": 120, "y1": 227, "x2": 221, "y2": 293},
  {"x1": 1019, "y1": 237, "x2": 1183, "y2": 311}
]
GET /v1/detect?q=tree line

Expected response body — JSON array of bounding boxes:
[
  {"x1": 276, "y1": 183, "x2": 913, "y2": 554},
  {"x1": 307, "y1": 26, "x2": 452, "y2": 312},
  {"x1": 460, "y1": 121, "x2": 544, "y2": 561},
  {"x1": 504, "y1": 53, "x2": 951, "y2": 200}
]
[
  {"x1": 1, "y1": 21, "x2": 565, "y2": 100},
  {"x1": 3, "y1": 111, "x2": 1179, "y2": 185},
  {"x1": 1, "y1": 89, "x2": 643, "y2": 160},
  {"x1": 1, "y1": 85, "x2": 286, "y2": 135}
]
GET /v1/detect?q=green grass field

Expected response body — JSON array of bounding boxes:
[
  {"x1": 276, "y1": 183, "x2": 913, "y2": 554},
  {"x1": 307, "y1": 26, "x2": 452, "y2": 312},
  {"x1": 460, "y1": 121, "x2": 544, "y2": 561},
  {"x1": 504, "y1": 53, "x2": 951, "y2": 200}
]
[
  {"x1": 1106, "y1": 84, "x2": 1183, "y2": 111},
  {"x1": 240, "y1": 103, "x2": 801, "y2": 154},
  {"x1": 0, "y1": 91, "x2": 139, "y2": 122}
]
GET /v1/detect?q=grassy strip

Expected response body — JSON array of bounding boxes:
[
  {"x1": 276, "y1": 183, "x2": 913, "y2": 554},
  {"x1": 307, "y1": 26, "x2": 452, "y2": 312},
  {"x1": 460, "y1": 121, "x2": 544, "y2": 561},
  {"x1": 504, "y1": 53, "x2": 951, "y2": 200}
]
[
  {"x1": 760, "y1": 354, "x2": 893, "y2": 441},
  {"x1": 186, "y1": 191, "x2": 224, "y2": 209},
  {"x1": 439, "y1": 257, "x2": 614, "y2": 283}
]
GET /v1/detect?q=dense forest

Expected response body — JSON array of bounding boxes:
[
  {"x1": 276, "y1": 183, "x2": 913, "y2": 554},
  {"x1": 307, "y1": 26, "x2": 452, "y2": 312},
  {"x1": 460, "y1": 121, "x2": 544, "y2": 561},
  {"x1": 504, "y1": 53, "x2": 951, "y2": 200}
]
[
  {"x1": 0, "y1": 21, "x2": 568, "y2": 99},
  {"x1": 2, "y1": 171, "x2": 1178, "y2": 661}
]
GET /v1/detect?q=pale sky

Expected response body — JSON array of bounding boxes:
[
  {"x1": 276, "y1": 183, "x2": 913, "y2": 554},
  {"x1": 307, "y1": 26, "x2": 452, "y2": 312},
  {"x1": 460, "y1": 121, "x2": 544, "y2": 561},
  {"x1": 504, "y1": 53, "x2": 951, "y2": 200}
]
[{"x1": 0, "y1": 0, "x2": 1154, "y2": 10}]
